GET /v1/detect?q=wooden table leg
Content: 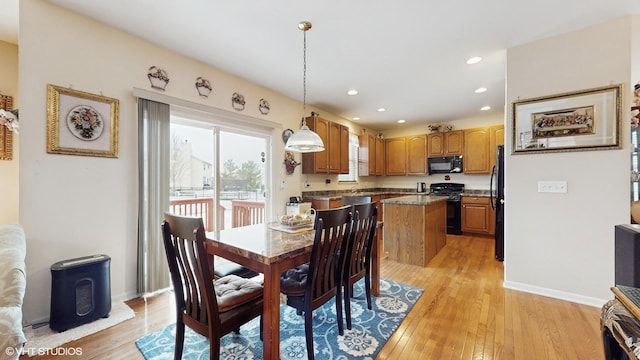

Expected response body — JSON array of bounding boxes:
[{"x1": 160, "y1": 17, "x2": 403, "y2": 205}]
[
  {"x1": 371, "y1": 222, "x2": 383, "y2": 296},
  {"x1": 262, "y1": 265, "x2": 281, "y2": 359}
]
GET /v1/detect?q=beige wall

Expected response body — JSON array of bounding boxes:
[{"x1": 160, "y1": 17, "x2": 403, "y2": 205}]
[
  {"x1": 18, "y1": 1, "x2": 356, "y2": 323},
  {"x1": 505, "y1": 16, "x2": 634, "y2": 305},
  {"x1": 0, "y1": 40, "x2": 18, "y2": 223}
]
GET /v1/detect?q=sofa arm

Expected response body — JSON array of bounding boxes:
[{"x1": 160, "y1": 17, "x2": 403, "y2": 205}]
[{"x1": 0, "y1": 224, "x2": 26, "y2": 360}]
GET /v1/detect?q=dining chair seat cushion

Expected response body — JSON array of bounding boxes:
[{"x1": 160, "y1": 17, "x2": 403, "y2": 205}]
[
  {"x1": 279, "y1": 263, "x2": 310, "y2": 297},
  {"x1": 214, "y1": 260, "x2": 259, "y2": 279},
  {"x1": 214, "y1": 275, "x2": 263, "y2": 312}
]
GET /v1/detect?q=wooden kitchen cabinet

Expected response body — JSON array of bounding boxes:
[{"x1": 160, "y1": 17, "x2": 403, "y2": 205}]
[
  {"x1": 339, "y1": 124, "x2": 349, "y2": 173},
  {"x1": 375, "y1": 136, "x2": 385, "y2": 176},
  {"x1": 489, "y1": 124, "x2": 505, "y2": 172},
  {"x1": 406, "y1": 135, "x2": 427, "y2": 175},
  {"x1": 302, "y1": 115, "x2": 349, "y2": 174},
  {"x1": 427, "y1": 133, "x2": 444, "y2": 157},
  {"x1": 427, "y1": 130, "x2": 464, "y2": 157},
  {"x1": 463, "y1": 127, "x2": 491, "y2": 174},
  {"x1": 384, "y1": 135, "x2": 427, "y2": 176},
  {"x1": 385, "y1": 137, "x2": 407, "y2": 175},
  {"x1": 461, "y1": 196, "x2": 495, "y2": 235},
  {"x1": 444, "y1": 131, "x2": 464, "y2": 156},
  {"x1": 308, "y1": 198, "x2": 342, "y2": 210}
]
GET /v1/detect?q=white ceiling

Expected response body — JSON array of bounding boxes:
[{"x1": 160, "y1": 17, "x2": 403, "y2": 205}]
[{"x1": 3, "y1": 1, "x2": 640, "y2": 130}]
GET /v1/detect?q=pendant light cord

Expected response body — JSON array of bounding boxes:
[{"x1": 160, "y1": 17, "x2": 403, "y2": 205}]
[{"x1": 302, "y1": 28, "x2": 307, "y2": 127}]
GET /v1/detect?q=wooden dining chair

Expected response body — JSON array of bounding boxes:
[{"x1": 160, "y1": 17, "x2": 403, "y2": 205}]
[
  {"x1": 279, "y1": 205, "x2": 353, "y2": 360},
  {"x1": 343, "y1": 202, "x2": 378, "y2": 329},
  {"x1": 161, "y1": 213, "x2": 264, "y2": 360}
]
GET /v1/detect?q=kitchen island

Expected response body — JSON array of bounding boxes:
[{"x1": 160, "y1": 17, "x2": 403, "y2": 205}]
[{"x1": 381, "y1": 195, "x2": 448, "y2": 267}]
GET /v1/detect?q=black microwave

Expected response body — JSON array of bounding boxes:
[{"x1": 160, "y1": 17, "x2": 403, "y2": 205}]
[{"x1": 428, "y1": 155, "x2": 463, "y2": 175}]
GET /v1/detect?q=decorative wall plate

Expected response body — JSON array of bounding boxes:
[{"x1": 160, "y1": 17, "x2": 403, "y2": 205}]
[
  {"x1": 259, "y1": 98, "x2": 270, "y2": 114},
  {"x1": 232, "y1": 92, "x2": 245, "y2": 111},
  {"x1": 147, "y1": 66, "x2": 169, "y2": 90},
  {"x1": 195, "y1": 77, "x2": 212, "y2": 98},
  {"x1": 282, "y1": 128, "x2": 294, "y2": 144},
  {"x1": 67, "y1": 105, "x2": 104, "y2": 140}
]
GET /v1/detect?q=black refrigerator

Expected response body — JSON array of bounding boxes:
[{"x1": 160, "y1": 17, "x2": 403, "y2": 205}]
[{"x1": 490, "y1": 145, "x2": 505, "y2": 261}]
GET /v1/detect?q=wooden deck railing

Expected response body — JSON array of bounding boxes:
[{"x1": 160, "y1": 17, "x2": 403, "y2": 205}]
[
  {"x1": 169, "y1": 198, "x2": 265, "y2": 230},
  {"x1": 169, "y1": 198, "x2": 224, "y2": 230},
  {"x1": 231, "y1": 200, "x2": 265, "y2": 228}
]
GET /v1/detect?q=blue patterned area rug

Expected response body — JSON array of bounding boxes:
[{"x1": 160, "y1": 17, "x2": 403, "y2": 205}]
[{"x1": 136, "y1": 278, "x2": 422, "y2": 359}]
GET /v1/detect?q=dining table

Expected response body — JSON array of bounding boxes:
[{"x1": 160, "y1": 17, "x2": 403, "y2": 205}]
[{"x1": 205, "y1": 221, "x2": 382, "y2": 359}]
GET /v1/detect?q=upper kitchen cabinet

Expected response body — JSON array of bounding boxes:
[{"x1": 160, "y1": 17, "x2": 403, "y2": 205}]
[
  {"x1": 463, "y1": 127, "x2": 492, "y2": 174},
  {"x1": 338, "y1": 123, "x2": 349, "y2": 173},
  {"x1": 375, "y1": 136, "x2": 385, "y2": 176},
  {"x1": 489, "y1": 124, "x2": 505, "y2": 171},
  {"x1": 385, "y1": 135, "x2": 427, "y2": 176},
  {"x1": 302, "y1": 115, "x2": 349, "y2": 174},
  {"x1": 427, "y1": 130, "x2": 464, "y2": 157},
  {"x1": 385, "y1": 137, "x2": 407, "y2": 175},
  {"x1": 407, "y1": 135, "x2": 427, "y2": 175}
]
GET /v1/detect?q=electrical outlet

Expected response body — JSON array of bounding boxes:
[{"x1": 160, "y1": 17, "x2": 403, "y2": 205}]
[{"x1": 538, "y1": 180, "x2": 567, "y2": 193}]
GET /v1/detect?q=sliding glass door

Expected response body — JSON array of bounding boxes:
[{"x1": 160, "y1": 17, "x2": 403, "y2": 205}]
[{"x1": 168, "y1": 118, "x2": 270, "y2": 231}]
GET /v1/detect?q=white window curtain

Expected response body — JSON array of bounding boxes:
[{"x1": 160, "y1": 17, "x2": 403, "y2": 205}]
[{"x1": 137, "y1": 98, "x2": 171, "y2": 294}]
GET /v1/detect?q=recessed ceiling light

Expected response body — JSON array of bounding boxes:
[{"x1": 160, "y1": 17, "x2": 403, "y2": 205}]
[
  {"x1": 481, "y1": 106, "x2": 491, "y2": 111},
  {"x1": 347, "y1": 89, "x2": 359, "y2": 96},
  {"x1": 352, "y1": 117, "x2": 360, "y2": 121},
  {"x1": 466, "y1": 56, "x2": 482, "y2": 65},
  {"x1": 475, "y1": 87, "x2": 487, "y2": 93},
  {"x1": 397, "y1": 119, "x2": 406, "y2": 124},
  {"x1": 377, "y1": 107, "x2": 386, "y2": 112}
]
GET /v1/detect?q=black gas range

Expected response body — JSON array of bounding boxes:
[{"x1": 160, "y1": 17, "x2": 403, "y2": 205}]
[{"x1": 429, "y1": 182, "x2": 464, "y2": 235}]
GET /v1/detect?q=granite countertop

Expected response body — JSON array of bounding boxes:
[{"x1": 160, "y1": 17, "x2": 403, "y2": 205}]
[
  {"x1": 380, "y1": 194, "x2": 448, "y2": 205},
  {"x1": 461, "y1": 190, "x2": 491, "y2": 197},
  {"x1": 302, "y1": 188, "x2": 492, "y2": 200},
  {"x1": 302, "y1": 188, "x2": 422, "y2": 201}
]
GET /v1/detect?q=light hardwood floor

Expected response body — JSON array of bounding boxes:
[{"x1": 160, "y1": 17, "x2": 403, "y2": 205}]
[{"x1": 23, "y1": 234, "x2": 603, "y2": 359}]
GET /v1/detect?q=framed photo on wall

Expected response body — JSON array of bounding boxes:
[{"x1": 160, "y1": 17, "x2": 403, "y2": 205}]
[
  {"x1": 47, "y1": 84, "x2": 119, "y2": 158},
  {"x1": 512, "y1": 84, "x2": 622, "y2": 154},
  {"x1": 0, "y1": 95, "x2": 13, "y2": 160}
]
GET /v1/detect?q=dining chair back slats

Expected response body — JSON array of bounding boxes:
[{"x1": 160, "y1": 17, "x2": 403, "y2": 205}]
[
  {"x1": 280, "y1": 205, "x2": 352, "y2": 360},
  {"x1": 163, "y1": 216, "x2": 216, "y2": 327},
  {"x1": 162, "y1": 213, "x2": 264, "y2": 360},
  {"x1": 343, "y1": 203, "x2": 378, "y2": 330}
]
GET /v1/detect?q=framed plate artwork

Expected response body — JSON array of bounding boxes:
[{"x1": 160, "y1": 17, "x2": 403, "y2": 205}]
[
  {"x1": 282, "y1": 128, "x2": 294, "y2": 144},
  {"x1": 47, "y1": 84, "x2": 119, "y2": 158}
]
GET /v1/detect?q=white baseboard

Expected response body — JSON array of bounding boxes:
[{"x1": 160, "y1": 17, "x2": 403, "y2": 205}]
[{"x1": 503, "y1": 280, "x2": 609, "y2": 308}]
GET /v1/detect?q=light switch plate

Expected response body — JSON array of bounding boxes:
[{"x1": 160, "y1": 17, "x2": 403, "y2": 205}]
[{"x1": 538, "y1": 180, "x2": 567, "y2": 193}]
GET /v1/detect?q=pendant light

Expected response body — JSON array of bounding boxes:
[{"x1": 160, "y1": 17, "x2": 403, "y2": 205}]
[{"x1": 284, "y1": 21, "x2": 325, "y2": 153}]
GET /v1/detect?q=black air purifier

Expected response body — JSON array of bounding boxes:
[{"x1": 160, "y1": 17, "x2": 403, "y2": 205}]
[
  {"x1": 49, "y1": 254, "x2": 111, "y2": 332},
  {"x1": 615, "y1": 224, "x2": 640, "y2": 287}
]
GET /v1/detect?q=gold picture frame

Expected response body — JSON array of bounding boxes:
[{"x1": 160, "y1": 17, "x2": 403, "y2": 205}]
[
  {"x1": 47, "y1": 84, "x2": 119, "y2": 158},
  {"x1": 512, "y1": 84, "x2": 622, "y2": 154},
  {"x1": 0, "y1": 95, "x2": 13, "y2": 160}
]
